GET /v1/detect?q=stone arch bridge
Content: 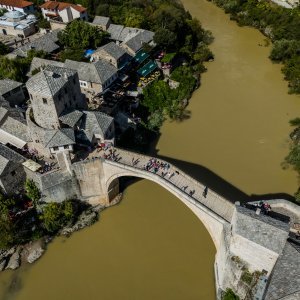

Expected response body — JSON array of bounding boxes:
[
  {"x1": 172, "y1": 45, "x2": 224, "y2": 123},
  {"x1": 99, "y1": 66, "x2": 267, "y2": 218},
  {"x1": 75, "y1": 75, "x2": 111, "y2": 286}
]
[{"x1": 68, "y1": 147, "x2": 292, "y2": 299}]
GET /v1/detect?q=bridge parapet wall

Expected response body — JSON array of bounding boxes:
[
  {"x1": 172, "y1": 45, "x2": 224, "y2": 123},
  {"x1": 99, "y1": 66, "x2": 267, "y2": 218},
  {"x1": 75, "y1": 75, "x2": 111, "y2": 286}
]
[{"x1": 103, "y1": 147, "x2": 235, "y2": 222}]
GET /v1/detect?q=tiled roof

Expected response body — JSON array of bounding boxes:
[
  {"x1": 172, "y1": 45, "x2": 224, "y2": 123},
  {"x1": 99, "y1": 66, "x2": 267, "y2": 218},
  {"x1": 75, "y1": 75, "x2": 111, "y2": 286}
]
[
  {"x1": 123, "y1": 30, "x2": 154, "y2": 53},
  {"x1": 0, "y1": 143, "x2": 25, "y2": 175},
  {"x1": 12, "y1": 30, "x2": 60, "y2": 57},
  {"x1": 119, "y1": 27, "x2": 142, "y2": 42},
  {"x1": 264, "y1": 242, "x2": 300, "y2": 300},
  {"x1": 96, "y1": 42, "x2": 128, "y2": 61},
  {"x1": 26, "y1": 64, "x2": 76, "y2": 97},
  {"x1": 28, "y1": 57, "x2": 64, "y2": 77},
  {"x1": 107, "y1": 24, "x2": 124, "y2": 41},
  {"x1": 64, "y1": 59, "x2": 117, "y2": 85},
  {"x1": 0, "y1": 0, "x2": 33, "y2": 8},
  {"x1": 40, "y1": 170, "x2": 73, "y2": 190},
  {"x1": 80, "y1": 111, "x2": 113, "y2": 142},
  {"x1": 59, "y1": 110, "x2": 83, "y2": 128},
  {"x1": 40, "y1": 1, "x2": 86, "y2": 13},
  {"x1": 0, "y1": 79, "x2": 22, "y2": 96},
  {"x1": 45, "y1": 128, "x2": 75, "y2": 148},
  {"x1": 93, "y1": 16, "x2": 110, "y2": 26}
]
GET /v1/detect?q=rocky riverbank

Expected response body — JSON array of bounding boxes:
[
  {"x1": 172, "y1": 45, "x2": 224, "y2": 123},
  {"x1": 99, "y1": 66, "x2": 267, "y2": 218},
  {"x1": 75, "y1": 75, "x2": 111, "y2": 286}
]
[{"x1": 0, "y1": 203, "x2": 107, "y2": 272}]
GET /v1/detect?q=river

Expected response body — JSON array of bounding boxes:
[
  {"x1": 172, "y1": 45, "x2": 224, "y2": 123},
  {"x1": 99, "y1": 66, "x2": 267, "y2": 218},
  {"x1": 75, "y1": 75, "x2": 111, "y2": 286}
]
[{"x1": 0, "y1": 0, "x2": 299, "y2": 299}]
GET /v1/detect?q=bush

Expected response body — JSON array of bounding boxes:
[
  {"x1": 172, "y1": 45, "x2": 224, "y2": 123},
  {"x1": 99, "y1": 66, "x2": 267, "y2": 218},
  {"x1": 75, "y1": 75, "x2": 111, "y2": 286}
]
[{"x1": 223, "y1": 288, "x2": 240, "y2": 300}]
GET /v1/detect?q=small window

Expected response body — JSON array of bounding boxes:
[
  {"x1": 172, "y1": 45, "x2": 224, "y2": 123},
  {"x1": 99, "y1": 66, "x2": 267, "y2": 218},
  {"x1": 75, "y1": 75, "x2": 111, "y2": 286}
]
[
  {"x1": 64, "y1": 145, "x2": 69, "y2": 149},
  {"x1": 11, "y1": 170, "x2": 16, "y2": 176},
  {"x1": 64, "y1": 88, "x2": 67, "y2": 94},
  {"x1": 43, "y1": 98, "x2": 47, "y2": 104},
  {"x1": 53, "y1": 146, "x2": 59, "y2": 151},
  {"x1": 30, "y1": 93, "x2": 33, "y2": 100}
]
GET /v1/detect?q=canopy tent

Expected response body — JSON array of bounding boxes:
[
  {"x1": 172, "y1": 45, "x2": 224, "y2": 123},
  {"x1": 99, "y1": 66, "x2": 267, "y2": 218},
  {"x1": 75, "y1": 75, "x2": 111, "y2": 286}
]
[{"x1": 137, "y1": 60, "x2": 157, "y2": 77}]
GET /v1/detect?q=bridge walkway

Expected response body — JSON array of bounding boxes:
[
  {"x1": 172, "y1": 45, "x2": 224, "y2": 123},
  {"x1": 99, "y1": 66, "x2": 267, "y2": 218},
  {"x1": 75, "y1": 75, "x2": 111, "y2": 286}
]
[{"x1": 89, "y1": 147, "x2": 235, "y2": 222}]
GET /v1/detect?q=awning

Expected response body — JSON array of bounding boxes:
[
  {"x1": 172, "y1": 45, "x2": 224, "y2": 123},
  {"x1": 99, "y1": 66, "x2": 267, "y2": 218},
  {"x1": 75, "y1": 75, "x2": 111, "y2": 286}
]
[
  {"x1": 22, "y1": 159, "x2": 42, "y2": 172},
  {"x1": 137, "y1": 60, "x2": 157, "y2": 77},
  {"x1": 134, "y1": 50, "x2": 149, "y2": 64}
]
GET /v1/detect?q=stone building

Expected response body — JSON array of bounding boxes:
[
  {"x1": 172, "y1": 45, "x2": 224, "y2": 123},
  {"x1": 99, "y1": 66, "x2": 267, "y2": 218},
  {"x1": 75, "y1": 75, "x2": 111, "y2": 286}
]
[
  {"x1": 91, "y1": 42, "x2": 132, "y2": 69},
  {"x1": 64, "y1": 59, "x2": 118, "y2": 98},
  {"x1": 26, "y1": 65, "x2": 87, "y2": 130},
  {"x1": 40, "y1": 1, "x2": 87, "y2": 23},
  {"x1": 0, "y1": 79, "x2": 25, "y2": 107},
  {"x1": 0, "y1": 143, "x2": 26, "y2": 194},
  {"x1": 92, "y1": 16, "x2": 111, "y2": 31},
  {"x1": 0, "y1": 10, "x2": 36, "y2": 37},
  {"x1": 0, "y1": 0, "x2": 35, "y2": 14}
]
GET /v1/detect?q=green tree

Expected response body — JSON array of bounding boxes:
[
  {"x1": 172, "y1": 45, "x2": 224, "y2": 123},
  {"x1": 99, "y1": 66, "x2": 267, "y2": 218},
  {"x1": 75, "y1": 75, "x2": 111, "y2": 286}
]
[
  {"x1": 25, "y1": 179, "x2": 40, "y2": 205},
  {"x1": 40, "y1": 202, "x2": 63, "y2": 233},
  {"x1": 154, "y1": 28, "x2": 177, "y2": 50},
  {"x1": 58, "y1": 19, "x2": 109, "y2": 49},
  {"x1": 223, "y1": 288, "x2": 240, "y2": 300},
  {"x1": 59, "y1": 48, "x2": 85, "y2": 62}
]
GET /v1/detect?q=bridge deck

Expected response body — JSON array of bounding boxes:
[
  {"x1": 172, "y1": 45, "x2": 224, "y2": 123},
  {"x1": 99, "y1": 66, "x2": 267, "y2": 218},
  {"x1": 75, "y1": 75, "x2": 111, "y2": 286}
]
[{"x1": 89, "y1": 147, "x2": 235, "y2": 222}]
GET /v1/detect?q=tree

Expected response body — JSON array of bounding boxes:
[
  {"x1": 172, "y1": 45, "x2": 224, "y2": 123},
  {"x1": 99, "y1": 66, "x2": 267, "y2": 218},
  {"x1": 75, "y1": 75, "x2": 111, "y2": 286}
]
[
  {"x1": 0, "y1": 41, "x2": 9, "y2": 55},
  {"x1": 59, "y1": 48, "x2": 85, "y2": 62},
  {"x1": 223, "y1": 288, "x2": 240, "y2": 300},
  {"x1": 58, "y1": 19, "x2": 109, "y2": 49},
  {"x1": 25, "y1": 179, "x2": 40, "y2": 205},
  {"x1": 40, "y1": 202, "x2": 63, "y2": 233},
  {"x1": 154, "y1": 28, "x2": 177, "y2": 50}
]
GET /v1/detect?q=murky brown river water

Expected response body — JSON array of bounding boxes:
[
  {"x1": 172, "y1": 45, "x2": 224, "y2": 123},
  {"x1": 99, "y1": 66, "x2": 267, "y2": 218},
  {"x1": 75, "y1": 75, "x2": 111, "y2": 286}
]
[{"x1": 0, "y1": 0, "x2": 299, "y2": 299}]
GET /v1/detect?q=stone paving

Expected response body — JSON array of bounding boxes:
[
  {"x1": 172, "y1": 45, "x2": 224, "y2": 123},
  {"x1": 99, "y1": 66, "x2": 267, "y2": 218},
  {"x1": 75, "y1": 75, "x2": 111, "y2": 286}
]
[{"x1": 89, "y1": 146, "x2": 234, "y2": 222}]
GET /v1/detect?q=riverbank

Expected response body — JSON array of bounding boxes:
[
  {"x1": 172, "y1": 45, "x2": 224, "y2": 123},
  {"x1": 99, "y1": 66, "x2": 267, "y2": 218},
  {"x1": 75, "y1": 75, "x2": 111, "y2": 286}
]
[{"x1": 0, "y1": 202, "x2": 107, "y2": 272}]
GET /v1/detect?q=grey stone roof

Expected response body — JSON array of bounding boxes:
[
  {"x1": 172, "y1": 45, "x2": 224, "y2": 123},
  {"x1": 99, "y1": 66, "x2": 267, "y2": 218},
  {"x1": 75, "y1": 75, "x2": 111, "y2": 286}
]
[
  {"x1": 123, "y1": 30, "x2": 154, "y2": 53},
  {"x1": 26, "y1": 65, "x2": 77, "y2": 97},
  {"x1": 0, "y1": 143, "x2": 25, "y2": 175},
  {"x1": 96, "y1": 42, "x2": 128, "y2": 61},
  {"x1": 93, "y1": 16, "x2": 110, "y2": 26},
  {"x1": 59, "y1": 110, "x2": 83, "y2": 128},
  {"x1": 45, "y1": 128, "x2": 75, "y2": 148},
  {"x1": 80, "y1": 111, "x2": 113, "y2": 142},
  {"x1": 264, "y1": 242, "x2": 300, "y2": 300},
  {"x1": 40, "y1": 170, "x2": 73, "y2": 190},
  {"x1": 119, "y1": 27, "x2": 142, "y2": 42},
  {"x1": 27, "y1": 57, "x2": 64, "y2": 77},
  {"x1": 94, "y1": 60, "x2": 118, "y2": 83},
  {"x1": 234, "y1": 206, "x2": 289, "y2": 254},
  {"x1": 107, "y1": 24, "x2": 124, "y2": 41},
  {"x1": 0, "y1": 79, "x2": 22, "y2": 96},
  {"x1": 12, "y1": 30, "x2": 61, "y2": 57},
  {"x1": 0, "y1": 104, "x2": 28, "y2": 142},
  {"x1": 64, "y1": 59, "x2": 117, "y2": 85},
  {"x1": 237, "y1": 205, "x2": 290, "y2": 232}
]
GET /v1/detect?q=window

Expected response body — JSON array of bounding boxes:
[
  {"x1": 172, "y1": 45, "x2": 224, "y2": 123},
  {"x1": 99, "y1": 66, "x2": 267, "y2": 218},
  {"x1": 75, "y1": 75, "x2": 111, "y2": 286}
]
[
  {"x1": 30, "y1": 94, "x2": 33, "y2": 100},
  {"x1": 64, "y1": 88, "x2": 67, "y2": 94},
  {"x1": 43, "y1": 98, "x2": 47, "y2": 104},
  {"x1": 53, "y1": 146, "x2": 59, "y2": 151},
  {"x1": 11, "y1": 170, "x2": 16, "y2": 176},
  {"x1": 64, "y1": 145, "x2": 69, "y2": 149}
]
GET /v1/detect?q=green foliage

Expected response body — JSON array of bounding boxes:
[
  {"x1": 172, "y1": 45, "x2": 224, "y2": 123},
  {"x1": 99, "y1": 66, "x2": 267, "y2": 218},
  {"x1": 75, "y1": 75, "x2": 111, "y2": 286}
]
[
  {"x1": 241, "y1": 270, "x2": 253, "y2": 285},
  {"x1": 59, "y1": 48, "x2": 85, "y2": 62},
  {"x1": 58, "y1": 19, "x2": 108, "y2": 49},
  {"x1": 270, "y1": 40, "x2": 300, "y2": 61},
  {"x1": 0, "y1": 50, "x2": 47, "y2": 82},
  {"x1": 223, "y1": 288, "x2": 240, "y2": 300},
  {"x1": 282, "y1": 56, "x2": 300, "y2": 94},
  {"x1": 0, "y1": 41, "x2": 9, "y2": 55},
  {"x1": 39, "y1": 201, "x2": 74, "y2": 233},
  {"x1": 142, "y1": 65, "x2": 196, "y2": 130},
  {"x1": 38, "y1": 17, "x2": 50, "y2": 29},
  {"x1": 25, "y1": 179, "x2": 40, "y2": 204},
  {"x1": 290, "y1": 118, "x2": 300, "y2": 127},
  {"x1": 154, "y1": 28, "x2": 177, "y2": 50}
]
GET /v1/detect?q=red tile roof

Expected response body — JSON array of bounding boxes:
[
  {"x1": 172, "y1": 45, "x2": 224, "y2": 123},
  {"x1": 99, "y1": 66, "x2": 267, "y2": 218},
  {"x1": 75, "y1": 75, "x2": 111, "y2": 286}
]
[
  {"x1": 40, "y1": 1, "x2": 86, "y2": 13},
  {"x1": 0, "y1": 0, "x2": 33, "y2": 8}
]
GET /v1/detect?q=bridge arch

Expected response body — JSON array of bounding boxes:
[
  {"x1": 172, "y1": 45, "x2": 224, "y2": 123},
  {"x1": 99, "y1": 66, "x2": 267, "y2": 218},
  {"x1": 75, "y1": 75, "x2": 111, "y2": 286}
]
[{"x1": 105, "y1": 169, "x2": 226, "y2": 250}]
